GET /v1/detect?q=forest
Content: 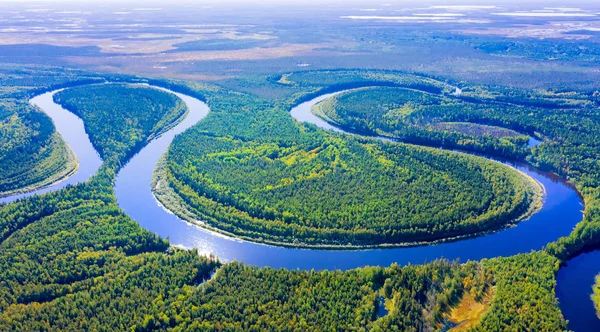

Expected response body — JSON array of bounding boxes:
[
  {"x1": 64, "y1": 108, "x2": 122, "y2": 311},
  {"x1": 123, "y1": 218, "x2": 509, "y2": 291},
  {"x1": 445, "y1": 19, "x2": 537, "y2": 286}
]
[
  {"x1": 0, "y1": 66, "x2": 597, "y2": 330},
  {"x1": 145, "y1": 70, "x2": 544, "y2": 248},
  {"x1": 0, "y1": 64, "x2": 121, "y2": 197},
  {"x1": 0, "y1": 75, "x2": 217, "y2": 329},
  {"x1": 265, "y1": 69, "x2": 600, "y2": 260}
]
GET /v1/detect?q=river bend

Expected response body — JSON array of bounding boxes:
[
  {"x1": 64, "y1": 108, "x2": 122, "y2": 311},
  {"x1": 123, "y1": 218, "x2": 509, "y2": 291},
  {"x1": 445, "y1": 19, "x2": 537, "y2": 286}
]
[
  {"x1": 0, "y1": 90, "x2": 102, "y2": 204},
  {"x1": 114, "y1": 88, "x2": 582, "y2": 271}
]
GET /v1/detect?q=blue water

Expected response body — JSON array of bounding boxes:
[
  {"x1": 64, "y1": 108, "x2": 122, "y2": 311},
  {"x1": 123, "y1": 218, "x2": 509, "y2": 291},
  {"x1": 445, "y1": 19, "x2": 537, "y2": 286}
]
[
  {"x1": 528, "y1": 136, "x2": 542, "y2": 148},
  {"x1": 556, "y1": 251, "x2": 600, "y2": 331},
  {"x1": 376, "y1": 296, "x2": 388, "y2": 318}
]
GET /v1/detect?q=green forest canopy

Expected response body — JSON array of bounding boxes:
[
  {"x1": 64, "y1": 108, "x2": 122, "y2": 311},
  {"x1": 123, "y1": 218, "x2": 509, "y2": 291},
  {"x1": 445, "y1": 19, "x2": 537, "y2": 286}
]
[
  {"x1": 0, "y1": 67, "x2": 598, "y2": 330},
  {"x1": 164, "y1": 129, "x2": 539, "y2": 247},
  {"x1": 155, "y1": 71, "x2": 541, "y2": 248},
  {"x1": 311, "y1": 86, "x2": 532, "y2": 159}
]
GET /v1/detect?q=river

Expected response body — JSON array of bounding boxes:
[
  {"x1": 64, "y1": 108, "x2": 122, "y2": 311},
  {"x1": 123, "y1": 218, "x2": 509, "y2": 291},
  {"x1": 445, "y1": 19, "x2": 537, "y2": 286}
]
[{"x1": 1, "y1": 85, "x2": 595, "y2": 330}]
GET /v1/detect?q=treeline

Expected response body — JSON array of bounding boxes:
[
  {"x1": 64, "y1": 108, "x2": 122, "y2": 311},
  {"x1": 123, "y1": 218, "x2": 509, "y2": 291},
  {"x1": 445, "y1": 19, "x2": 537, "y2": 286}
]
[
  {"x1": 311, "y1": 86, "x2": 532, "y2": 159},
  {"x1": 0, "y1": 63, "x2": 104, "y2": 99},
  {"x1": 53, "y1": 83, "x2": 187, "y2": 166},
  {"x1": 275, "y1": 69, "x2": 451, "y2": 93},
  {"x1": 279, "y1": 69, "x2": 456, "y2": 108}
]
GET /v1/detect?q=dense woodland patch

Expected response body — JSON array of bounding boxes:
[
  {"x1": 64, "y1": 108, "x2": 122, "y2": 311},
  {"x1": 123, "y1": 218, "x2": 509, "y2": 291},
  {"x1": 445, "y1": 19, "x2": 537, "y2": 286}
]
[
  {"x1": 163, "y1": 114, "x2": 538, "y2": 247},
  {"x1": 311, "y1": 86, "x2": 532, "y2": 158},
  {"x1": 270, "y1": 70, "x2": 600, "y2": 259},
  {"x1": 148, "y1": 70, "x2": 541, "y2": 248}
]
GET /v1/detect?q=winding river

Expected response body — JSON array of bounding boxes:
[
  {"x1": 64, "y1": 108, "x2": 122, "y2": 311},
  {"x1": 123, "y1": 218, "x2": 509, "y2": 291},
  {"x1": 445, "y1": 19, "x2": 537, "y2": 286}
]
[{"x1": 1, "y1": 85, "x2": 596, "y2": 330}]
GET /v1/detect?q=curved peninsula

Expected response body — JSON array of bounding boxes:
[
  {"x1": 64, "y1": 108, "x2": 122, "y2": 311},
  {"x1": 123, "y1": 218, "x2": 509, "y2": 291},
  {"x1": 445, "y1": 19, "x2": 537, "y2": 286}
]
[
  {"x1": 154, "y1": 88, "x2": 543, "y2": 249},
  {"x1": 311, "y1": 86, "x2": 541, "y2": 158}
]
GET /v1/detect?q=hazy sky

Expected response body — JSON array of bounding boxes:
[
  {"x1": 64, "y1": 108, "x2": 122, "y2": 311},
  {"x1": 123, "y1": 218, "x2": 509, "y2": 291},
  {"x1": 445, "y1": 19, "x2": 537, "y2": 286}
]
[
  {"x1": 0, "y1": 0, "x2": 598, "y2": 16},
  {"x1": 2, "y1": 0, "x2": 598, "y2": 5}
]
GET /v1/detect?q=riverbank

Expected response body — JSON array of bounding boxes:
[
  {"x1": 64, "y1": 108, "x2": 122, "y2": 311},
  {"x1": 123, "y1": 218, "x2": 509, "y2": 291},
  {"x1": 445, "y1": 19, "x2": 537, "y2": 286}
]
[
  {"x1": 153, "y1": 149, "x2": 544, "y2": 250},
  {"x1": 0, "y1": 134, "x2": 78, "y2": 200},
  {"x1": 4, "y1": 82, "x2": 579, "y2": 268}
]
